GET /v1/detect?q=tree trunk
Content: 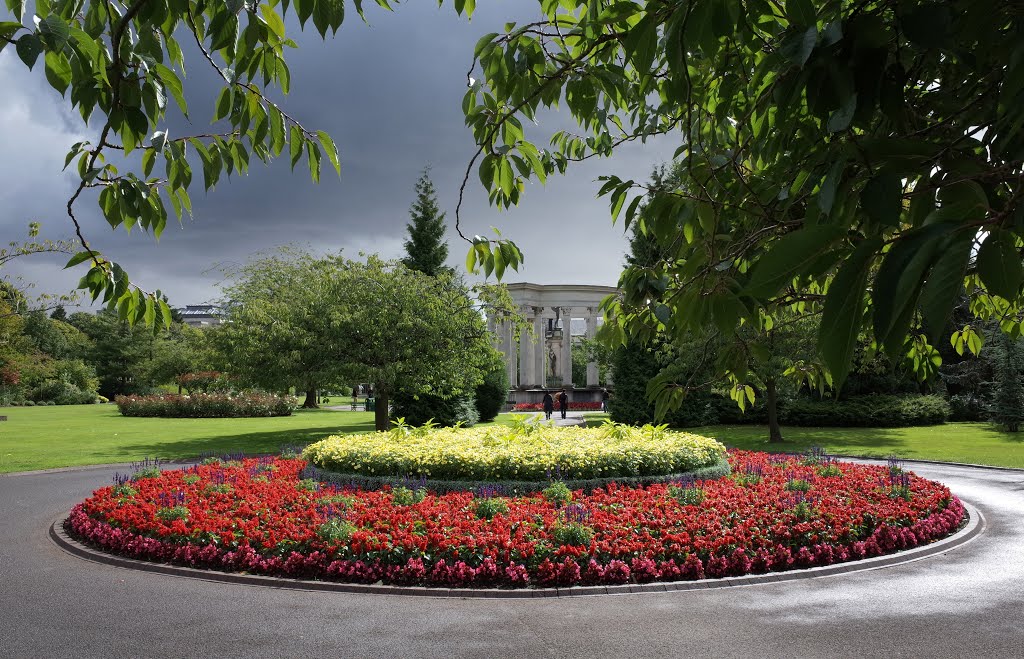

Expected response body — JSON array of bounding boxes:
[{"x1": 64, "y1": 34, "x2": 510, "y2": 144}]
[
  {"x1": 374, "y1": 392, "x2": 390, "y2": 432},
  {"x1": 766, "y1": 377, "x2": 784, "y2": 443},
  {"x1": 302, "y1": 386, "x2": 319, "y2": 408}
]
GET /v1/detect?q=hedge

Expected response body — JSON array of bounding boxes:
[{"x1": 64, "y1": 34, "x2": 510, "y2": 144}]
[
  {"x1": 115, "y1": 392, "x2": 297, "y2": 418},
  {"x1": 301, "y1": 457, "x2": 732, "y2": 495},
  {"x1": 779, "y1": 394, "x2": 950, "y2": 427}
]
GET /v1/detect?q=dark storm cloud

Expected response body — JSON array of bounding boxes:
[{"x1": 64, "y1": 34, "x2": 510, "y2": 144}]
[{"x1": 1, "y1": 1, "x2": 678, "y2": 307}]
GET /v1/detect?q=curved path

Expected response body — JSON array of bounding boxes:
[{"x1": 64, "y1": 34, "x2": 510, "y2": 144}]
[{"x1": 2, "y1": 460, "x2": 1022, "y2": 658}]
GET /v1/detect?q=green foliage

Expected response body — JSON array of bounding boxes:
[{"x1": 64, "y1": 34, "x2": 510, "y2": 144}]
[
  {"x1": 551, "y1": 522, "x2": 593, "y2": 547},
  {"x1": 390, "y1": 392, "x2": 480, "y2": 428},
  {"x1": 401, "y1": 169, "x2": 451, "y2": 277},
  {"x1": 541, "y1": 481, "x2": 572, "y2": 508},
  {"x1": 989, "y1": 333, "x2": 1024, "y2": 432},
  {"x1": 474, "y1": 358, "x2": 509, "y2": 423},
  {"x1": 462, "y1": 0, "x2": 1024, "y2": 421},
  {"x1": 666, "y1": 483, "x2": 705, "y2": 507},
  {"x1": 218, "y1": 250, "x2": 494, "y2": 428},
  {"x1": 782, "y1": 395, "x2": 950, "y2": 428},
  {"x1": 391, "y1": 486, "x2": 427, "y2": 506},
  {"x1": 316, "y1": 517, "x2": 356, "y2": 544},
  {"x1": 155, "y1": 506, "x2": 190, "y2": 522},
  {"x1": 784, "y1": 479, "x2": 813, "y2": 493},
  {"x1": 472, "y1": 496, "x2": 508, "y2": 520}
]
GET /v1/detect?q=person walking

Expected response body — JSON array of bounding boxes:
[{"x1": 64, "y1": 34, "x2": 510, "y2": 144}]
[
  {"x1": 557, "y1": 389, "x2": 569, "y2": 420},
  {"x1": 542, "y1": 391, "x2": 554, "y2": 421},
  {"x1": 601, "y1": 388, "x2": 610, "y2": 413}
]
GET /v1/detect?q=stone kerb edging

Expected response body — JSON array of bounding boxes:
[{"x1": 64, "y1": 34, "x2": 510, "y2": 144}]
[{"x1": 50, "y1": 501, "x2": 985, "y2": 599}]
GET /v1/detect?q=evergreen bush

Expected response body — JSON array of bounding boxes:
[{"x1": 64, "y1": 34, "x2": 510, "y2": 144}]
[
  {"x1": 390, "y1": 391, "x2": 479, "y2": 427},
  {"x1": 474, "y1": 363, "x2": 509, "y2": 423}
]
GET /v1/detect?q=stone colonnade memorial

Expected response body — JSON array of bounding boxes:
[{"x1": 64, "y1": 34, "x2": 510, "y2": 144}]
[{"x1": 488, "y1": 283, "x2": 618, "y2": 405}]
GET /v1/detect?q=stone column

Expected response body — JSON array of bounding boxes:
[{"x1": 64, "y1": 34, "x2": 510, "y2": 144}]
[
  {"x1": 585, "y1": 309, "x2": 599, "y2": 387},
  {"x1": 536, "y1": 309, "x2": 551, "y2": 388},
  {"x1": 518, "y1": 308, "x2": 534, "y2": 388},
  {"x1": 499, "y1": 321, "x2": 517, "y2": 387},
  {"x1": 561, "y1": 307, "x2": 574, "y2": 387}
]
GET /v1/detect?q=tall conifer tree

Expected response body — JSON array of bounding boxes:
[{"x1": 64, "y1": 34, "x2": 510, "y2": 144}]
[{"x1": 401, "y1": 169, "x2": 450, "y2": 277}]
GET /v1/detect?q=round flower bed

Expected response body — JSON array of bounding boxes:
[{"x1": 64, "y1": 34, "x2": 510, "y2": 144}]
[
  {"x1": 301, "y1": 423, "x2": 727, "y2": 482},
  {"x1": 65, "y1": 450, "x2": 965, "y2": 588}
]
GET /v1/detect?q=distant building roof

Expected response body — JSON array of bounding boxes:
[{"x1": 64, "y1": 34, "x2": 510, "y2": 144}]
[{"x1": 177, "y1": 305, "x2": 224, "y2": 326}]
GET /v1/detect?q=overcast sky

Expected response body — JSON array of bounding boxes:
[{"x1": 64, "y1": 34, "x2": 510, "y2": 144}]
[{"x1": 1, "y1": 0, "x2": 677, "y2": 308}]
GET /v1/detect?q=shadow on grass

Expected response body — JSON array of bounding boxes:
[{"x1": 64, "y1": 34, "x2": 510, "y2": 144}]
[
  {"x1": 117, "y1": 418, "x2": 377, "y2": 461},
  {"x1": 693, "y1": 425, "x2": 911, "y2": 454}
]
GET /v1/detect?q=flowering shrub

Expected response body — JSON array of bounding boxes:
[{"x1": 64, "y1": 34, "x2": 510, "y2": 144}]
[
  {"x1": 115, "y1": 392, "x2": 297, "y2": 418},
  {"x1": 66, "y1": 451, "x2": 965, "y2": 589},
  {"x1": 302, "y1": 423, "x2": 726, "y2": 482},
  {"x1": 513, "y1": 402, "x2": 604, "y2": 411}
]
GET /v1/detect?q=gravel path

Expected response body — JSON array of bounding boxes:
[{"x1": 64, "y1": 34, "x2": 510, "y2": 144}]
[{"x1": 1, "y1": 459, "x2": 1021, "y2": 658}]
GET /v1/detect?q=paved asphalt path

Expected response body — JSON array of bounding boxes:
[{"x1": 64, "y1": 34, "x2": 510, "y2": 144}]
[{"x1": 2, "y1": 458, "x2": 1022, "y2": 658}]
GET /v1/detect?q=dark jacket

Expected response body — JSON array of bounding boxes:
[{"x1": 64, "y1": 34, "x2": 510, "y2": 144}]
[
  {"x1": 557, "y1": 392, "x2": 568, "y2": 410},
  {"x1": 542, "y1": 393, "x2": 554, "y2": 412}
]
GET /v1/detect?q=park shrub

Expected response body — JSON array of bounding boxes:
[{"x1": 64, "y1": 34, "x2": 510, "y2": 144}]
[
  {"x1": 28, "y1": 379, "x2": 98, "y2": 405},
  {"x1": 780, "y1": 395, "x2": 950, "y2": 428},
  {"x1": 302, "y1": 422, "x2": 726, "y2": 483},
  {"x1": 67, "y1": 452, "x2": 965, "y2": 588},
  {"x1": 115, "y1": 392, "x2": 297, "y2": 418},
  {"x1": 390, "y1": 391, "x2": 479, "y2": 427},
  {"x1": 474, "y1": 364, "x2": 509, "y2": 423}
]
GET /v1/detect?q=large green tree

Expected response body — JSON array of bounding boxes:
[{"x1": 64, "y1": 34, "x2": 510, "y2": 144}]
[
  {"x1": 214, "y1": 249, "x2": 356, "y2": 408},
  {"x1": 217, "y1": 250, "x2": 497, "y2": 429},
  {"x1": 402, "y1": 169, "x2": 452, "y2": 277},
  {"x1": 457, "y1": 0, "x2": 1024, "y2": 418}
]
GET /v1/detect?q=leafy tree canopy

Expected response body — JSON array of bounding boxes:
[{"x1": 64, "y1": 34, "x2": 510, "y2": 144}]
[
  {"x1": 215, "y1": 248, "x2": 504, "y2": 429},
  {"x1": 456, "y1": 0, "x2": 1023, "y2": 414}
]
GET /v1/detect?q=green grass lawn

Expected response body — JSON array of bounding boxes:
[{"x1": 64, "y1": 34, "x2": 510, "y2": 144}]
[
  {"x1": 581, "y1": 413, "x2": 1024, "y2": 468},
  {"x1": 0, "y1": 405, "x2": 518, "y2": 473},
  {"x1": 4, "y1": 406, "x2": 1022, "y2": 473}
]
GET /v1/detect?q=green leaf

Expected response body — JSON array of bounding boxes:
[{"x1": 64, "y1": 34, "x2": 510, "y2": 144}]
[
  {"x1": 43, "y1": 50, "x2": 72, "y2": 95},
  {"x1": 64, "y1": 251, "x2": 96, "y2": 268},
  {"x1": 158, "y1": 299, "x2": 173, "y2": 329},
  {"x1": 976, "y1": 230, "x2": 1024, "y2": 300},
  {"x1": 779, "y1": 26, "x2": 817, "y2": 67},
  {"x1": 6, "y1": 0, "x2": 24, "y2": 21},
  {"x1": 312, "y1": 0, "x2": 344, "y2": 37},
  {"x1": 270, "y1": 107, "x2": 285, "y2": 156},
  {"x1": 16, "y1": 33, "x2": 42, "y2": 70},
  {"x1": 873, "y1": 223, "x2": 957, "y2": 355},
  {"x1": 294, "y1": 0, "x2": 314, "y2": 28},
  {"x1": 861, "y1": 174, "x2": 903, "y2": 226},
  {"x1": 745, "y1": 225, "x2": 846, "y2": 298},
  {"x1": 826, "y1": 92, "x2": 857, "y2": 133},
  {"x1": 0, "y1": 21, "x2": 22, "y2": 52},
  {"x1": 38, "y1": 14, "x2": 69, "y2": 50},
  {"x1": 154, "y1": 64, "x2": 187, "y2": 117},
  {"x1": 306, "y1": 139, "x2": 321, "y2": 183},
  {"x1": 214, "y1": 87, "x2": 234, "y2": 122},
  {"x1": 260, "y1": 5, "x2": 286, "y2": 38},
  {"x1": 289, "y1": 125, "x2": 303, "y2": 170},
  {"x1": 143, "y1": 295, "x2": 156, "y2": 327},
  {"x1": 919, "y1": 233, "x2": 972, "y2": 343},
  {"x1": 787, "y1": 0, "x2": 816, "y2": 27},
  {"x1": 819, "y1": 238, "x2": 881, "y2": 387},
  {"x1": 316, "y1": 130, "x2": 340, "y2": 176},
  {"x1": 817, "y1": 158, "x2": 845, "y2": 216}
]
